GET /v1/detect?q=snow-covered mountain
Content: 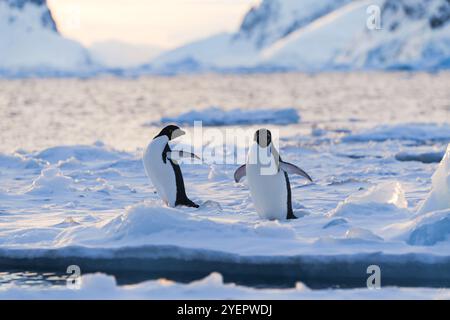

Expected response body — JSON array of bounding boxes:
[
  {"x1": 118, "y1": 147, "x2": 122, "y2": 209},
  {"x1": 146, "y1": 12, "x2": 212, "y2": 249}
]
[
  {"x1": 152, "y1": 0, "x2": 450, "y2": 72},
  {"x1": 236, "y1": 0, "x2": 353, "y2": 48},
  {"x1": 334, "y1": 0, "x2": 450, "y2": 70},
  {"x1": 0, "y1": 0, "x2": 93, "y2": 76},
  {"x1": 151, "y1": 0, "x2": 352, "y2": 70}
]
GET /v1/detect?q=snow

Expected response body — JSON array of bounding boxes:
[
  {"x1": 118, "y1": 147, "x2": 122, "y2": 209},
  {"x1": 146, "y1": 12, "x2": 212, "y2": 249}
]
[
  {"x1": 1, "y1": 272, "x2": 450, "y2": 300},
  {"x1": 330, "y1": 181, "x2": 409, "y2": 218},
  {"x1": 151, "y1": 33, "x2": 260, "y2": 70},
  {"x1": 0, "y1": 137, "x2": 448, "y2": 258},
  {"x1": 154, "y1": 106, "x2": 300, "y2": 126},
  {"x1": 25, "y1": 167, "x2": 76, "y2": 196},
  {"x1": 237, "y1": 0, "x2": 352, "y2": 48}
]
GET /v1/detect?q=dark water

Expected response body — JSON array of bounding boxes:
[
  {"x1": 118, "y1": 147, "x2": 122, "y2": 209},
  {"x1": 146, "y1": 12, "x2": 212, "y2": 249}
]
[
  {"x1": 2, "y1": 255, "x2": 450, "y2": 289},
  {"x1": 0, "y1": 271, "x2": 68, "y2": 288}
]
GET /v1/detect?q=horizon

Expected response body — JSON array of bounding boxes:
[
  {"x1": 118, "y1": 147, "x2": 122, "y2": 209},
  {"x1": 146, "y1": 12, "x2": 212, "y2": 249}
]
[{"x1": 47, "y1": 0, "x2": 260, "y2": 50}]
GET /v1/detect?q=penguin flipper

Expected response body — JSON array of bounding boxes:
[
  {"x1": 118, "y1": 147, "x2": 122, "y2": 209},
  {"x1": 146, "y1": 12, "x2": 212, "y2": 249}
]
[
  {"x1": 234, "y1": 164, "x2": 246, "y2": 183},
  {"x1": 280, "y1": 161, "x2": 313, "y2": 182},
  {"x1": 167, "y1": 151, "x2": 201, "y2": 161}
]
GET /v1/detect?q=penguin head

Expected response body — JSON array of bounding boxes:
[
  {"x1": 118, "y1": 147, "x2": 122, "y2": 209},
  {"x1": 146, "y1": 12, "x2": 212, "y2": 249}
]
[
  {"x1": 254, "y1": 128, "x2": 272, "y2": 148},
  {"x1": 155, "y1": 125, "x2": 185, "y2": 140}
]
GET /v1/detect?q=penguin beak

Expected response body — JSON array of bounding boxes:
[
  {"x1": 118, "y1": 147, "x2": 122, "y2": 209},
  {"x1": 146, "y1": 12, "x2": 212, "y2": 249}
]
[{"x1": 172, "y1": 129, "x2": 185, "y2": 139}]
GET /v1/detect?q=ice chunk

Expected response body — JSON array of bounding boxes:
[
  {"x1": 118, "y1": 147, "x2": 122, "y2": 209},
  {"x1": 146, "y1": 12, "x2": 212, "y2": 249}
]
[
  {"x1": 345, "y1": 227, "x2": 383, "y2": 242},
  {"x1": 53, "y1": 217, "x2": 81, "y2": 228},
  {"x1": 330, "y1": 182, "x2": 408, "y2": 217},
  {"x1": 408, "y1": 209, "x2": 450, "y2": 246},
  {"x1": 343, "y1": 123, "x2": 450, "y2": 143},
  {"x1": 153, "y1": 106, "x2": 300, "y2": 126},
  {"x1": 418, "y1": 144, "x2": 450, "y2": 215}
]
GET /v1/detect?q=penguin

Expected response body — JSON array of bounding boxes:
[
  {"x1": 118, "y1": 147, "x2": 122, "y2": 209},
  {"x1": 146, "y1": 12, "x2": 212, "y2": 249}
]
[
  {"x1": 234, "y1": 129, "x2": 313, "y2": 220},
  {"x1": 143, "y1": 125, "x2": 200, "y2": 208}
]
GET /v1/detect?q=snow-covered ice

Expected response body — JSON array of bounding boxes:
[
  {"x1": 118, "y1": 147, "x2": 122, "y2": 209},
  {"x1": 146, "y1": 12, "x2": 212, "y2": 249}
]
[{"x1": 0, "y1": 72, "x2": 449, "y2": 298}]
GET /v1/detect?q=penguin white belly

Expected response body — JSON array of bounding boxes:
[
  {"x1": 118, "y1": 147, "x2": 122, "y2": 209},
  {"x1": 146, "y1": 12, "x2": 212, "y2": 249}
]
[
  {"x1": 246, "y1": 145, "x2": 288, "y2": 220},
  {"x1": 143, "y1": 137, "x2": 177, "y2": 207}
]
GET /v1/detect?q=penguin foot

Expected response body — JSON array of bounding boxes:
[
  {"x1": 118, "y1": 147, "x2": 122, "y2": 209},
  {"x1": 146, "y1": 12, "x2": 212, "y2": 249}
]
[{"x1": 176, "y1": 199, "x2": 199, "y2": 208}]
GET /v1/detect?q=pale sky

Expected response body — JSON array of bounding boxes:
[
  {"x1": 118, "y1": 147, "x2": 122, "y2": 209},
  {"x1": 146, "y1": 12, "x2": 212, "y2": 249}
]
[{"x1": 47, "y1": 0, "x2": 260, "y2": 49}]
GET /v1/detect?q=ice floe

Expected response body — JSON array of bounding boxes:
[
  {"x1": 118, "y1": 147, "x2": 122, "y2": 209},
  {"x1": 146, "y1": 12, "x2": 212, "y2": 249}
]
[
  {"x1": 343, "y1": 123, "x2": 450, "y2": 143},
  {"x1": 395, "y1": 151, "x2": 444, "y2": 164},
  {"x1": 154, "y1": 106, "x2": 300, "y2": 126}
]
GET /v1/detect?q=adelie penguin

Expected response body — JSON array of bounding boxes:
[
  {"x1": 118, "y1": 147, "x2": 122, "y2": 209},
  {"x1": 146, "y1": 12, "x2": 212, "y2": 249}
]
[
  {"x1": 234, "y1": 129, "x2": 313, "y2": 220},
  {"x1": 143, "y1": 125, "x2": 200, "y2": 208}
]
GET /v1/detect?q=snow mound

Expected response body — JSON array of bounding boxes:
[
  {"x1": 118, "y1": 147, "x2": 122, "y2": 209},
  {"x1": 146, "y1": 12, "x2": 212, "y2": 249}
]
[
  {"x1": 330, "y1": 182, "x2": 408, "y2": 217},
  {"x1": 208, "y1": 165, "x2": 229, "y2": 181},
  {"x1": 26, "y1": 167, "x2": 75, "y2": 196},
  {"x1": 418, "y1": 144, "x2": 450, "y2": 214},
  {"x1": 156, "y1": 106, "x2": 300, "y2": 126},
  {"x1": 106, "y1": 204, "x2": 296, "y2": 240},
  {"x1": 395, "y1": 150, "x2": 445, "y2": 164},
  {"x1": 0, "y1": 153, "x2": 42, "y2": 170},
  {"x1": 343, "y1": 123, "x2": 450, "y2": 143},
  {"x1": 408, "y1": 209, "x2": 450, "y2": 246},
  {"x1": 35, "y1": 143, "x2": 123, "y2": 164},
  {"x1": 105, "y1": 204, "x2": 217, "y2": 239},
  {"x1": 58, "y1": 203, "x2": 297, "y2": 248}
]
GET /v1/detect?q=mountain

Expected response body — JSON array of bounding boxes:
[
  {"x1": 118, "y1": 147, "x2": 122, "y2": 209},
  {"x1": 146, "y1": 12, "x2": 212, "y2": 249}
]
[
  {"x1": 335, "y1": 0, "x2": 450, "y2": 70},
  {"x1": 0, "y1": 0, "x2": 94, "y2": 76},
  {"x1": 152, "y1": 0, "x2": 450, "y2": 72},
  {"x1": 236, "y1": 0, "x2": 352, "y2": 48},
  {"x1": 151, "y1": 0, "x2": 352, "y2": 70},
  {"x1": 89, "y1": 41, "x2": 163, "y2": 68}
]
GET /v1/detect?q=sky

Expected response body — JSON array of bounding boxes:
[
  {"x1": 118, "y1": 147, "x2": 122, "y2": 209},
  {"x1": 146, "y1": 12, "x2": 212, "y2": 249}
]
[{"x1": 47, "y1": 0, "x2": 260, "y2": 49}]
